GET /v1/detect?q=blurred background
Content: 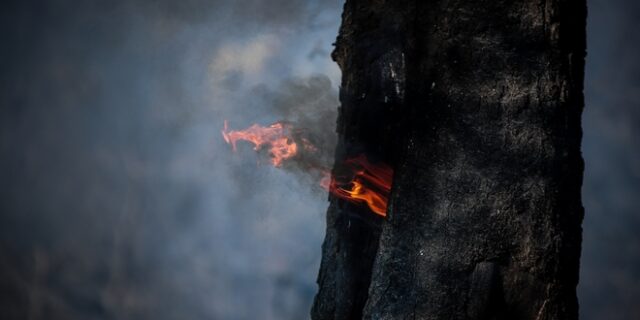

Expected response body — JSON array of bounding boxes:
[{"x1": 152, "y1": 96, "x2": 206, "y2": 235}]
[{"x1": 0, "y1": 0, "x2": 638, "y2": 319}]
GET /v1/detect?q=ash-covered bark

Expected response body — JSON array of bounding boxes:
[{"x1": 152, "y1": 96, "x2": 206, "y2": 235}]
[
  {"x1": 313, "y1": 0, "x2": 586, "y2": 319},
  {"x1": 311, "y1": 2, "x2": 413, "y2": 319}
]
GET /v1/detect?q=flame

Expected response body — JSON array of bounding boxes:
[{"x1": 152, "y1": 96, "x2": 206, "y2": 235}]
[
  {"x1": 222, "y1": 120, "x2": 298, "y2": 166},
  {"x1": 222, "y1": 120, "x2": 393, "y2": 217},
  {"x1": 322, "y1": 155, "x2": 393, "y2": 217}
]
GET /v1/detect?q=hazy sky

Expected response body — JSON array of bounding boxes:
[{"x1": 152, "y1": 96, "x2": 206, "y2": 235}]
[{"x1": 0, "y1": 0, "x2": 638, "y2": 319}]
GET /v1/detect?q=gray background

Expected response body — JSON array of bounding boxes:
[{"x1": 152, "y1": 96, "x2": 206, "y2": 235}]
[{"x1": 0, "y1": 0, "x2": 638, "y2": 319}]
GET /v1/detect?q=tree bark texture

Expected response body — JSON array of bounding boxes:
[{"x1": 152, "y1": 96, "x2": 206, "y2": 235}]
[{"x1": 312, "y1": 1, "x2": 586, "y2": 319}]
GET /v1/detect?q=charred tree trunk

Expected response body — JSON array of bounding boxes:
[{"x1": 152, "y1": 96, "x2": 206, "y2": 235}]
[{"x1": 312, "y1": 1, "x2": 586, "y2": 319}]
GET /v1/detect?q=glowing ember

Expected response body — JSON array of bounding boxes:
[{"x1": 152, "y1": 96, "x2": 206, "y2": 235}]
[
  {"x1": 222, "y1": 120, "x2": 393, "y2": 216},
  {"x1": 222, "y1": 120, "x2": 298, "y2": 167},
  {"x1": 322, "y1": 155, "x2": 393, "y2": 217}
]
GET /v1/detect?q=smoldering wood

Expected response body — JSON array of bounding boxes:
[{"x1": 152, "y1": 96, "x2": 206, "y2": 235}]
[{"x1": 312, "y1": 0, "x2": 586, "y2": 319}]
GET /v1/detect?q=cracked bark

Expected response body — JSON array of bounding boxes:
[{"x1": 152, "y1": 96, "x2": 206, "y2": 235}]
[{"x1": 312, "y1": 1, "x2": 585, "y2": 319}]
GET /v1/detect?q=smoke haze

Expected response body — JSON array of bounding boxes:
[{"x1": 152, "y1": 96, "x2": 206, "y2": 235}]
[{"x1": 0, "y1": 0, "x2": 638, "y2": 319}]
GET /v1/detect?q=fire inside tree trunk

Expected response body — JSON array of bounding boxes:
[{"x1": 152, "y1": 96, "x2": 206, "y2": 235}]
[{"x1": 312, "y1": 1, "x2": 586, "y2": 319}]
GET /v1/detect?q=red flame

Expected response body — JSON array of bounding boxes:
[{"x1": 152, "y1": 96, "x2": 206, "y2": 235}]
[
  {"x1": 321, "y1": 155, "x2": 393, "y2": 217},
  {"x1": 222, "y1": 121, "x2": 393, "y2": 216},
  {"x1": 221, "y1": 120, "x2": 297, "y2": 167}
]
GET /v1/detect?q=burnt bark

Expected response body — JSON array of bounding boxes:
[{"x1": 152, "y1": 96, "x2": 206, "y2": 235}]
[{"x1": 312, "y1": 0, "x2": 586, "y2": 319}]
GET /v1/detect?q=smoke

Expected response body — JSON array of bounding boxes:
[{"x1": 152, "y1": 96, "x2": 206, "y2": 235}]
[
  {"x1": 579, "y1": 0, "x2": 640, "y2": 319},
  {"x1": 0, "y1": 0, "x2": 639, "y2": 319},
  {"x1": 222, "y1": 75, "x2": 339, "y2": 183},
  {"x1": 0, "y1": 0, "x2": 341, "y2": 319}
]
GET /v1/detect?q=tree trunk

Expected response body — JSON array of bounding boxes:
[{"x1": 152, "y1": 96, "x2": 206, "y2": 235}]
[{"x1": 312, "y1": 1, "x2": 586, "y2": 319}]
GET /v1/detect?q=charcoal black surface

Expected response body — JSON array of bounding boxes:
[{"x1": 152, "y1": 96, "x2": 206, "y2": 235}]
[{"x1": 312, "y1": 1, "x2": 586, "y2": 319}]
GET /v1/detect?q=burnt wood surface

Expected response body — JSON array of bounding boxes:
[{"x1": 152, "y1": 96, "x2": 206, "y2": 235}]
[{"x1": 312, "y1": 1, "x2": 586, "y2": 319}]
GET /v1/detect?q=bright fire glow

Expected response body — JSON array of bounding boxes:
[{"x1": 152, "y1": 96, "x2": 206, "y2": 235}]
[
  {"x1": 222, "y1": 120, "x2": 297, "y2": 167},
  {"x1": 321, "y1": 155, "x2": 393, "y2": 217},
  {"x1": 222, "y1": 121, "x2": 393, "y2": 217}
]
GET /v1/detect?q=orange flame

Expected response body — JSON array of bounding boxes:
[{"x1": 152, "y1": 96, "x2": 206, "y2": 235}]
[
  {"x1": 222, "y1": 120, "x2": 393, "y2": 217},
  {"x1": 222, "y1": 120, "x2": 298, "y2": 167},
  {"x1": 322, "y1": 155, "x2": 393, "y2": 217}
]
